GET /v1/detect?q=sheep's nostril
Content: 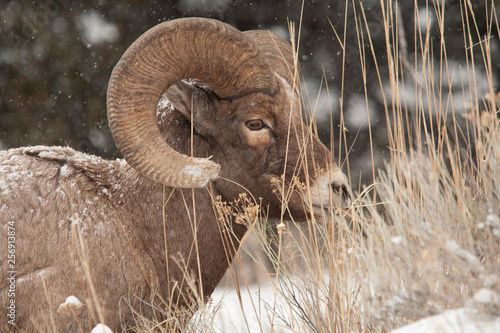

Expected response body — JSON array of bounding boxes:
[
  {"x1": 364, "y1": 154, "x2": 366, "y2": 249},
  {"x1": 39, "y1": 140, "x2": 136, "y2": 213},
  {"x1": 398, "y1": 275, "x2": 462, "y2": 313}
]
[{"x1": 331, "y1": 183, "x2": 351, "y2": 208}]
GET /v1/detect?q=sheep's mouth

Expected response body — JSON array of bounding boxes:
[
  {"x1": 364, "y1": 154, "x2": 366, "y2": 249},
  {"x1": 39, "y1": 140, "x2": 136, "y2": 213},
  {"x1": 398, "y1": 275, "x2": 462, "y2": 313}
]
[
  {"x1": 310, "y1": 204, "x2": 327, "y2": 218},
  {"x1": 309, "y1": 194, "x2": 351, "y2": 220}
]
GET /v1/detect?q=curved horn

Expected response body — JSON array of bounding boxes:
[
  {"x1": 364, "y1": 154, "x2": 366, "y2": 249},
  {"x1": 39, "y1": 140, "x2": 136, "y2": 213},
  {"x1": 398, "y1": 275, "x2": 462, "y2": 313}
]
[
  {"x1": 107, "y1": 18, "x2": 278, "y2": 188},
  {"x1": 244, "y1": 30, "x2": 299, "y2": 88}
]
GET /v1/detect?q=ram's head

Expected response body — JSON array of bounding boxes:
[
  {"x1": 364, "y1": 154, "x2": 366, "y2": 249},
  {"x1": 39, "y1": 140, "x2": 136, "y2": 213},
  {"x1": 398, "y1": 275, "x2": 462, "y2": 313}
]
[{"x1": 107, "y1": 18, "x2": 349, "y2": 221}]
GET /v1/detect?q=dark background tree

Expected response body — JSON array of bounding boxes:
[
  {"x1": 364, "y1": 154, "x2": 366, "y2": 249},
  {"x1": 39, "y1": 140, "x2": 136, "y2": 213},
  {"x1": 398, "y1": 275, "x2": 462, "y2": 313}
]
[{"x1": 1, "y1": 0, "x2": 498, "y2": 186}]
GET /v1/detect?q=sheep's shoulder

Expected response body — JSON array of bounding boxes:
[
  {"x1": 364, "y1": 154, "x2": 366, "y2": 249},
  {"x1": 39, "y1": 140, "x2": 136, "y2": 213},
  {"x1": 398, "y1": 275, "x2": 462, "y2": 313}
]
[{"x1": 0, "y1": 146, "x2": 157, "y2": 331}]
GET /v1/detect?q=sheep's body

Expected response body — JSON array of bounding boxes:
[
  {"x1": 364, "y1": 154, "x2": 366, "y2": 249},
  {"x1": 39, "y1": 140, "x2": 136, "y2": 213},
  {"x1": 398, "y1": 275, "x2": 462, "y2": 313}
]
[{"x1": 0, "y1": 146, "x2": 245, "y2": 331}]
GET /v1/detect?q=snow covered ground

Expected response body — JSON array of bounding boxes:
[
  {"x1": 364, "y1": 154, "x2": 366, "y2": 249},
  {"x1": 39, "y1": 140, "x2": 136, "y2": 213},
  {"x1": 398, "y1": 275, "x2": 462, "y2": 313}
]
[
  {"x1": 392, "y1": 288, "x2": 500, "y2": 333},
  {"x1": 198, "y1": 284, "x2": 500, "y2": 333},
  {"x1": 392, "y1": 307, "x2": 500, "y2": 333},
  {"x1": 87, "y1": 282, "x2": 500, "y2": 332},
  {"x1": 193, "y1": 283, "x2": 291, "y2": 333}
]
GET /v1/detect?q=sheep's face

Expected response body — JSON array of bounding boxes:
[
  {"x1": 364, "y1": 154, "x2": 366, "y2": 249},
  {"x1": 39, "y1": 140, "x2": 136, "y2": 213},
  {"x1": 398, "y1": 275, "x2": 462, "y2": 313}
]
[{"x1": 159, "y1": 78, "x2": 349, "y2": 222}]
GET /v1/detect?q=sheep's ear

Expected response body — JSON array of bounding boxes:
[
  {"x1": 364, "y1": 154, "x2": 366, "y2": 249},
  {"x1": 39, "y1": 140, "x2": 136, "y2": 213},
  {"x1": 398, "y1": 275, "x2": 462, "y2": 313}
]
[
  {"x1": 164, "y1": 80, "x2": 216, "y2": 136},
  {"x1": 164, "y1": 80, "x2": 209, "y2": 123}
]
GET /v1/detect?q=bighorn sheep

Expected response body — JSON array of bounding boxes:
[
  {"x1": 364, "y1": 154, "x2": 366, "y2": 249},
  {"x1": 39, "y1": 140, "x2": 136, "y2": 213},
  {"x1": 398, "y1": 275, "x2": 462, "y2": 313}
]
[{"x1": 0, "y1": 18, "x2": 349, "y2": 331}]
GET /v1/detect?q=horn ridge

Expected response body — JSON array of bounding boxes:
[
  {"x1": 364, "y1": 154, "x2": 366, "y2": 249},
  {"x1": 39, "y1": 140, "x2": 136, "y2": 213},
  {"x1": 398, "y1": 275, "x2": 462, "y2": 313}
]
[{"x1": 107, "y1": 18, "x2": 275, "y2": 188}]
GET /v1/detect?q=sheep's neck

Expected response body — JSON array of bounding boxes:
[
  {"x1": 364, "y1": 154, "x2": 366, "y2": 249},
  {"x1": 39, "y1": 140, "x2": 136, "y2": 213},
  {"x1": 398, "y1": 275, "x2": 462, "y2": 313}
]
[{"x1": 117, "y1": 169, "x2": 248, "y2": 308}]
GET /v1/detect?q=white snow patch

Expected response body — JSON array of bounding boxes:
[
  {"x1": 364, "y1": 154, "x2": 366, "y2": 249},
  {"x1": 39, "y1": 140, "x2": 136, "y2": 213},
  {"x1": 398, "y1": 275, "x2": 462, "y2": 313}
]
[
  {"x1": 473, "y1": 288, "x2": 500, "y2": 305},
  {"x1": 91, "y1": 324, "x2": 113, "y2": 333},
  {"x1": 391, "y1": 308, "x2": 500, "y2": 333},
  {"x1": 58, "y1": 219, "x2": 68, "y2": 229},
  {"x1": 16, "y1": 268, "x2": 54, "y2": 284},
  {"x1": 94, "y1": 222, "x2": 109, "y2": 236},
  {"x1": 70, "y1": 213, "x2": 89, "y2": 236},
  {"x1": 55, "y1": 187, "x2": 66, "y2": 198},
  {"x1": 193, "y1": 283, "x2": 289, "y2": 332},
  {"x1": 59, "y1": 164, "x2": 71, "y2": 177},
  {"x1": 391, "y1": 236, "x2": 404, "y2": 245},
  {"x1": 157, "y1": 95, "x2": 173, "y2": 112},
  {"x1": 276, "y1": 222, "x2": 286, "y2": 232},
  {"x1": 78, "y1": 11, "x2": 119, "y2": 45},
  {"x1": 58, "y1": 296, "x2": 83, "y2": 313},
  {"x1": 0, "y1": 179, "x2": 9, "y2": 194},
  {"x1": 194, "y1": 272, "x2": 363, "y2": 332},
  {"x1": 36, "y1": 150, "x2": 66, "y2": 160},
  {"x1": 487, "y1": 214, "x2": 500, "y2": 225},
  {"x1": 157, "y1": 95, "x2": 175, "y2": 125},
  {"x1": 101, "y1": 188, "x2": 111, "y2": 199},
  {"x1": 486, "y1": 214, "x2": 500, "y2": 235},
  {"x1": 82, "y1": 222, "x2": 89, "y2": 235},
  {"x1": 6, "y1": 172, "x2": 21, "y2": 181}
]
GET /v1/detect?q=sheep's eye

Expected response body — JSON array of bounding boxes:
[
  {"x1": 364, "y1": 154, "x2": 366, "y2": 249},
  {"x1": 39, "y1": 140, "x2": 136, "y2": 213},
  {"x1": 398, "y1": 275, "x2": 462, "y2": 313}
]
[{"x1": 245, "y1": 119, "x2": 265, "y2": 131}]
